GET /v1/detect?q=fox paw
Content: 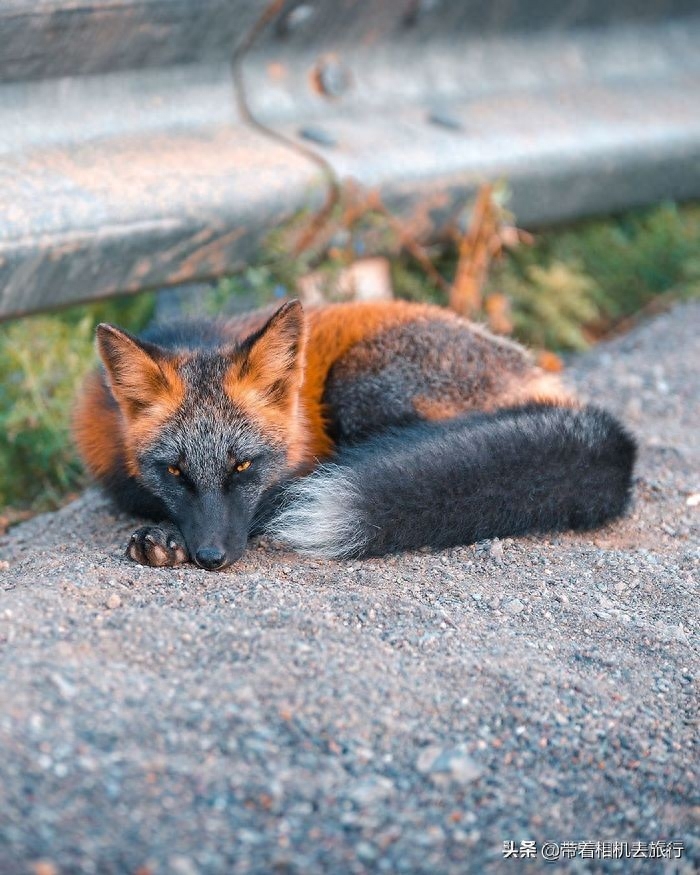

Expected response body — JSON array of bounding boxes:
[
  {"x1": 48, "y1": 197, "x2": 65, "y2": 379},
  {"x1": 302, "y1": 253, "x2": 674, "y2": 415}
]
[{"x1": 126, "y1": 525, "x2": 189, "y2": 567}]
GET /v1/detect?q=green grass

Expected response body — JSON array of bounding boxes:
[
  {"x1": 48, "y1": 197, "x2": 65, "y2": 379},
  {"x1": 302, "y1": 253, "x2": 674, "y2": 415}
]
[
  {"x1": 0, "y1": 294, "x2": 155, "y2": 521},
  {"x1": 0, "y1": 201, "x2": 698, "y2": 519}
]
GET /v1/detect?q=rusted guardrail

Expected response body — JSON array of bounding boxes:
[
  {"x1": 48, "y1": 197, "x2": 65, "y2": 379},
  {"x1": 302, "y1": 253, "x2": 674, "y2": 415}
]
[{"x1": 1, "y1": 0, "x2": 700, "y2": 320}]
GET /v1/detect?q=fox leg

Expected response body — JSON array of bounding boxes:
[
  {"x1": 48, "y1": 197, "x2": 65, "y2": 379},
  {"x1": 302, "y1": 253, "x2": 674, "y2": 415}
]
[{"x1": 126, "y1": 523, "x2": 189, "y2": 567}]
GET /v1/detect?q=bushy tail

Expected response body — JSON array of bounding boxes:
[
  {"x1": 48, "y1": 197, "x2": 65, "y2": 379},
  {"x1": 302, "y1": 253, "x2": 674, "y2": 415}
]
[{"x1": 266, "y1": 404, "x2": 637, "y2": 559}]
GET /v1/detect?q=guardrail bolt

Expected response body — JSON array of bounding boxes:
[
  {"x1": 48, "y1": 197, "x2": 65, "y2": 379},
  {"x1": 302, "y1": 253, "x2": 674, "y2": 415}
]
[
  {"x1": 311, "y1": 55, "x2": 352, "y2": 99},
  {"x1": 278, "y1": 3, "x2": 315, "y2": 37}
]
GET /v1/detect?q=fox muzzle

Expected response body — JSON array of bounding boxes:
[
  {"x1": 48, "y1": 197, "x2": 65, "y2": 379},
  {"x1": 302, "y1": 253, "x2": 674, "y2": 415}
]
[{"x1": 179, "y1": 490, "x2": 251, "y2": 570}]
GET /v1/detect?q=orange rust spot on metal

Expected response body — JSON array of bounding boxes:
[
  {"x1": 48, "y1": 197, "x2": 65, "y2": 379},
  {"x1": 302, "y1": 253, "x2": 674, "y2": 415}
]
[
  {"x1": 267, "y1": 61, "x2": 288, "y2": 81},
  {"x1": 168, "y1": 227, "x2": 246, "y2": 284},
  {"x1": 308, "y1": 54, "x2": 351, "y2": 99},
  {"x1": 308, "y1": 64, "x2": 325, "y2": 97}
]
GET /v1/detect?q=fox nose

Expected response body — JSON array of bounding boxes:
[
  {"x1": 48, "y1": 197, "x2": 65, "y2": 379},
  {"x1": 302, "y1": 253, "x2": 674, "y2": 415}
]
[{"x1": 194, "y1": 546, "x2": 227, "y2": 571}]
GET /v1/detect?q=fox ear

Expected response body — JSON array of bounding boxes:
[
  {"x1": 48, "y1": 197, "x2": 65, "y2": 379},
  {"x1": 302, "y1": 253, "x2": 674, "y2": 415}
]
[
  {"x1": 229, "y1": 300, "x2": 306, "y2": 404},
  {"x1": 96, "y1": 324, "x2": 183, "y2": 419}
]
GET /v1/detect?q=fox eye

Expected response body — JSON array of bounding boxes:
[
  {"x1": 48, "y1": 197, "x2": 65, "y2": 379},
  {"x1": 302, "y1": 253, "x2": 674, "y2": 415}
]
[
  {"x1": 226, "y1": 453, "x2": 254, "y2": 475},
  {"x1": 167, "y1": 465, "x2": 181, "y2": 477}
]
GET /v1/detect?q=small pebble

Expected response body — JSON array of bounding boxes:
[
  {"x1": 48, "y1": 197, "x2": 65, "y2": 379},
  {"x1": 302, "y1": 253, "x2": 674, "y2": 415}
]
[
  {"x1": 488, "y1": 540, "x2": 504, "y2": 562},
  {"x1": 347, "y1": 777, "x2": 395, "y2": 806},
  {"x1": 503, "y1": 598, "x2": 525, "y2": 615},
  {"x1": 106, "y1": 593, "x2": 122, "y2": 610}
]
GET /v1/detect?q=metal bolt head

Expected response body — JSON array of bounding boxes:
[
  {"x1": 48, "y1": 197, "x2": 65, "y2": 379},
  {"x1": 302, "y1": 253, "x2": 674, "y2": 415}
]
[
  {"x1": 311, "y1": 55, "x2": 352, "y2": 99},
  {"x1": 278, "y1": 3, "x2": 315, "y2": 36}
]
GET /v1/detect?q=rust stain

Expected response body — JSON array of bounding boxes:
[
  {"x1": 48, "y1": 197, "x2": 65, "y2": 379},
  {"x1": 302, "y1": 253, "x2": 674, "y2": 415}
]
[
  {"x1": 308, "y1": 54, "x2": 352, "y2": 99},
  {"x1": 168, "y1": 227, "x2": 246, "y2": 282},
  {"x1": 267, "y1": 61, "x2": 288, "y2": 81}
]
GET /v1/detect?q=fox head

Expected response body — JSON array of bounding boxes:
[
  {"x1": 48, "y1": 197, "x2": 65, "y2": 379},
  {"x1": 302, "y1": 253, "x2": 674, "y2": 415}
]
[{"x1": 96, "y1": 300, "x2": 307, "y2": 569}]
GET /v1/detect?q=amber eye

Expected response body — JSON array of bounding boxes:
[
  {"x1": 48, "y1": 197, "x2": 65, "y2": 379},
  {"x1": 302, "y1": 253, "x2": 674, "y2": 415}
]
[
  {"x1": 167, "y1": 465, "x2": 181, "y2": 477},
  {"x1": 235, "y1": 460, "x2": 252, "y2": 473}
]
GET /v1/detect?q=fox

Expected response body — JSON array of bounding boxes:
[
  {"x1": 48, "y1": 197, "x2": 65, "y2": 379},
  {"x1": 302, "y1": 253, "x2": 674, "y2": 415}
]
[{"x1": 73, "y1": 298, "x2": 636, "y2": 570}]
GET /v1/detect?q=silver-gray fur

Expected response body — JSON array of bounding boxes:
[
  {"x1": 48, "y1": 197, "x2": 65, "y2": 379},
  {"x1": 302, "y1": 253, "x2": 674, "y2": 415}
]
[{"x1": 266, "y1": 466, "x2": 370, "y2": 559}]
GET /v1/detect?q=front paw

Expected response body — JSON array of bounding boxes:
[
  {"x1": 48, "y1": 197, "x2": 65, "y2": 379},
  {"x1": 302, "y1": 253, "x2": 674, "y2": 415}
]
[{"x1": 126, "y1": 525, "x2": 189, "y2": 567}]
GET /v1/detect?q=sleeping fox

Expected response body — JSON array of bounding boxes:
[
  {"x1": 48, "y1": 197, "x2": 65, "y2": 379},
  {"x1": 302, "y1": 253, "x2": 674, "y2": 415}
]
[{"x1": 73, "y1": 299, "x2": 636, "y2": 570}]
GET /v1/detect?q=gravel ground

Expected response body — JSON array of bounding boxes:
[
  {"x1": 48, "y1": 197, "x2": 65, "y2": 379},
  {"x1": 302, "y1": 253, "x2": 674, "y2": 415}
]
[{"x1": 0, "y1": 303, "x2": 698, "y2": 875}]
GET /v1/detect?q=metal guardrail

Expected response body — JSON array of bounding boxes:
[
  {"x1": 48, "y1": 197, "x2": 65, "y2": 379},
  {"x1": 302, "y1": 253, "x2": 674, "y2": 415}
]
[{"x1": 1, "y1": 0, "x2": 700, "y2": 320}]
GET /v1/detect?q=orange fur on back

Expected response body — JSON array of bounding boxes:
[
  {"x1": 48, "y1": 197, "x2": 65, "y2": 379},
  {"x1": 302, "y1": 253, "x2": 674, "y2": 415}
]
[{"x1": 299, "y1": 301, "x2": 454, "y2": 459}]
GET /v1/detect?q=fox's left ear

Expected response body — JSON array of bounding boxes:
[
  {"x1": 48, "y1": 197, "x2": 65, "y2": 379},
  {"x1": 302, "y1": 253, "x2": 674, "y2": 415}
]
[{"x1": 228, "y1": 300, "x2": 307, "y2": 404}]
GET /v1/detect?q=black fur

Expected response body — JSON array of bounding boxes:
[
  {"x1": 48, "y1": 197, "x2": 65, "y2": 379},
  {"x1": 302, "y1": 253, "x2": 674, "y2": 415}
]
[
  {"x1": 139, "y1": 319, "x2": 233, "y2": 351},
  {"x1": 101, "y1": 463, "x2": 169, "y2": 520},
  {"x1": 288, "y1": 404, "x2": 637, "y2": 557}
]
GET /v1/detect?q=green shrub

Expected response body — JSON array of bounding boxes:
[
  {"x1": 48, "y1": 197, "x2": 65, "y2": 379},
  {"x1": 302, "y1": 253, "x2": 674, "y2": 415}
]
[
  {"x1": 0, "y1": 294, "x2": 154, "y2": 515},
  {"x1": 493, "y1": 202, "x2": 700, "y2": 346}
]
